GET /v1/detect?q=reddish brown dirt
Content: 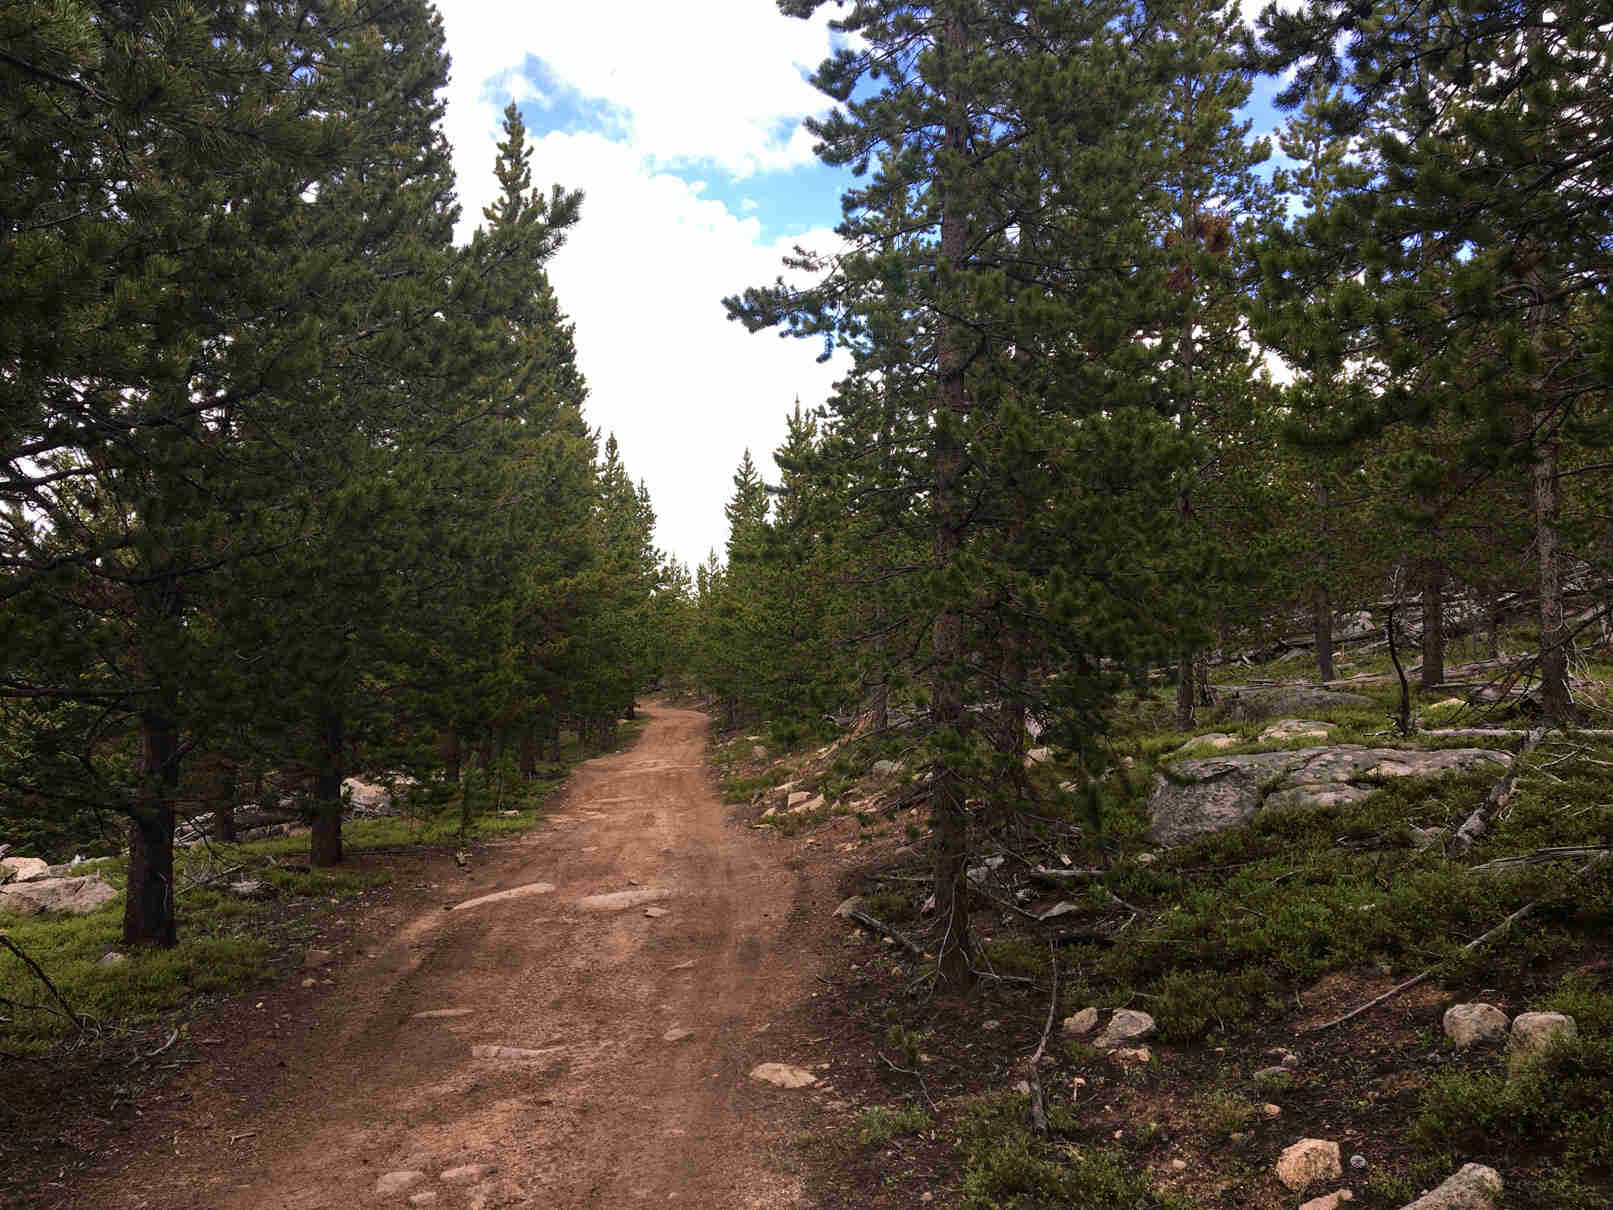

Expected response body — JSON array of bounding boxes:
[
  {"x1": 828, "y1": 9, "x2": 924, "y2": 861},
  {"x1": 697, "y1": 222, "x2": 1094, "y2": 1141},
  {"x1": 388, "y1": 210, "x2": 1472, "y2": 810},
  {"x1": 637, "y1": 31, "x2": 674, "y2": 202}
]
[{"x1": 70, "y1": 704, "x2": 841, "y2": 1210}]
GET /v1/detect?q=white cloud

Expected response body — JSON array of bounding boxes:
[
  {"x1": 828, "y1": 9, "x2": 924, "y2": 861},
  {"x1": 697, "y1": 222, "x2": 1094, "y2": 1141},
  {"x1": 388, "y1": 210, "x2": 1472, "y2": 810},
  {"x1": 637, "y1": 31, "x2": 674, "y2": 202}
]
[
  {"x1": 434, "y1": 2, "x2": 852, "y2": 569},
  {"x1": 518, "y1": 133, "x2": 847, "y2": 570},
  {"x1": 437, "y1": 1, "x2": 840, "y2": 235}
]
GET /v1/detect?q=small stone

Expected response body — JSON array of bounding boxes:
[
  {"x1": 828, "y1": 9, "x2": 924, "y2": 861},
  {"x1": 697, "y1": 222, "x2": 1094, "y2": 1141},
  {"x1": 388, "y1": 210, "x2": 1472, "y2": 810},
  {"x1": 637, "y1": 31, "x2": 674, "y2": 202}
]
[
  {"x1": 1299, "y1": 1191, "x2": 1352, "y2": 1210},
  {"x1": 1107, "y1": 1046, "x2": 1152, "y2": 1065},
  {"x1": 644, "y1": 906, "x2": 670, "y2": 918},
  {"x1": 871, "y1": 760, "x2": 904, "y2": 777},
  {"x1": 1443, "y1": 1003, "x2": 1509, "y2": 1047},
  {"x1": 471, "y1": 1045, "x2": 562, "y2": 1061},
  {"x1": 1509, "y1": 1011, "x2": 1577, "y2": 1072},
  {"x1": 749, "y1": 1062, "x2": 817, "y2": 1088},
  {"x1": 99, "y1": 951, "x2": 126, "y2": 964},
  {"x1": 1012, "y1": 1079, "x2": 1031, "y2": 1094},
  {"x1": 449, "y1": 882, "x2": 556, "y2": 911},
  {"x1": 1254, "y1": 1065, "x2": 1291, "y2": 1083},
  {"x1": 578, "y1": 887, "x2": 671, "y2": 912},
  {"x1": 439, "y1": 1163, "x2": 494, "y2": 1185},
  {"x1": 787, "y1": 791, "x2": 811, "y2": 809},
  {"x1": 981, "y1": 1019, "x2": 1001, "y2": 1031},
  {"x1": 301, "y1": 977, "x2": 317, "y2": 987},
  {"x1": 664, "y1": 1027, "x2": 695, "y2": 1043},
  {"x1": 303, "y1": 949, "x2": 333, "y2": 968},
  {"x1": 1170, "y1": 1159, "x2": 1188, "y2": 1172},
  {"x1": 1399, "y1": 1163, "x2": 1502, "y2": 1210},
  {"x1": 1093, "y1": 1009, "x2": 1155, "y2": 1050},
  {"x1": 1349, "y1": 1154, "x2": 1367, "y2": 1171},
  {"x1": 374, "y1": 1171, "x2": 425, "y2": 1196},
  {"x1": 752, "y1": 745, "x2": 768, "y2": 759},
  {"x1": 1262, "y1": 1103, "x2": 1281, "y2": 1118},
  {"x1": 1061, "y1": 1007, "x2": 1099, "y2": 1036},
  {"x1": 1024, "y1": 747, "x2": 1052, "y2": 766},
  {"x1": 1275, "y1": 1139, "x2": 1342, "y2": 1191},
  {"x1": 1281, "y1": 1052, "x2": 1300, "y2": 1069}
]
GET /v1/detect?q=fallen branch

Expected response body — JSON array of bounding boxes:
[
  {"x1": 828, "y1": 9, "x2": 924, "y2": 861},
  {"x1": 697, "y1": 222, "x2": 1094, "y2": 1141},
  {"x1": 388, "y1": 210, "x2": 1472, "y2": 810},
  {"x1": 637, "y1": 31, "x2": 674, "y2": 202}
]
[
  {"x1": 0, "y1": 934, "x2": 87, "y2": 1034},
  {"x1": 1451, "y1": 727, "x2": 1548, "y2": 853},
  {"x1": 877, "y1": 1050, "x2": 938, "y2": 1114},
  {"x1": 1027, "y1": 949, "x2": 1058, "y2": 1136},
  {"x1": 1307, "y1": 850, "x2": 1613, "y2": 1032},
  {"x1": 1470, "y1": 845, "x2": 1612, "y2": 874},
  {"x1": 844, "y1": 909, "x2": 926, "y2": 960}
]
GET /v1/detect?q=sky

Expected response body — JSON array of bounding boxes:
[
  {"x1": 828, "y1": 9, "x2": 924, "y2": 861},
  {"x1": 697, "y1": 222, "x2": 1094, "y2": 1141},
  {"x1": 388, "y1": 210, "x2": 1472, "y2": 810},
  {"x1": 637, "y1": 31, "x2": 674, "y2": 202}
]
[{"x1": 433, "y1": 1, "x2": 1296, "y2": 572}]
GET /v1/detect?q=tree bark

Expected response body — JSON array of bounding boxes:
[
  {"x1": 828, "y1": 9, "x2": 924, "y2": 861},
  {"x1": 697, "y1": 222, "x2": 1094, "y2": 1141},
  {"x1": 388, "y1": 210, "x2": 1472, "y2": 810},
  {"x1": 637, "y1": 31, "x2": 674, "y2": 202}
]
[
  {"x1": 929, "y1": 3, "x2": 974, "y2": 989},
  {"x1": 1527, "y1": 253, "x2": 1570, "y2": 724},
  {"x1": 1175, "y1": 646, "x2": 1195, "y2": 731},
  {"x1": 1420, "y1": 560, "x2": 1445, "y2": 690},
  {"x1": 441, "y1": 728, "x2": 461, "y2": 784},
  {"x1": 1313, "y1": 481, "x2": 1334, "y2": 682},
  {"x1": 310, "y1": 709, "x2": 344, "y2": 867},
  {"x1": 212, "y1": 758, "x2": 237, "y2": 844},
  {"x1": 1535, "y1": 426, "x2": 1569, "y2": 722},
  {"x1": 518, "y1": 728, "x2": 538, "y2": 779},
  {"x1": 124, "y1": 708, "x2": 179, "y2": 948}
]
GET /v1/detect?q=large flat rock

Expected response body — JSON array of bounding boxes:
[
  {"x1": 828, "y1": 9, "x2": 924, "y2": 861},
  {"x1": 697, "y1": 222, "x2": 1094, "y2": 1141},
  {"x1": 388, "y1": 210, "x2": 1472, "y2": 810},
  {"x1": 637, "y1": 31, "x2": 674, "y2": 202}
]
[
  {"x1": 1148, "y1": 746, "x2": 1510, "y2": 845},
  {"x1": 0, "y1": 875, "x2": 118, "y2": 917}
]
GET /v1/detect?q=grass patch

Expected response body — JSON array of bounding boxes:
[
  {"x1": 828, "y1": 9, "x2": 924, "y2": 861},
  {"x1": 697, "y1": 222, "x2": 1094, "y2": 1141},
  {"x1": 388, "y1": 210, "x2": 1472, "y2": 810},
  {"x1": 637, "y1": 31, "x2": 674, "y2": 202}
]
[
  {"x1": 952, "y1": 1092, "x2": 1189, "y2": 1210},
  {"x1": 855, "y1": 1104, "x2": 932, "y2": 1147},
  {"x1": 1, "y1": 744, "x2": 589, "y2": 1056}
]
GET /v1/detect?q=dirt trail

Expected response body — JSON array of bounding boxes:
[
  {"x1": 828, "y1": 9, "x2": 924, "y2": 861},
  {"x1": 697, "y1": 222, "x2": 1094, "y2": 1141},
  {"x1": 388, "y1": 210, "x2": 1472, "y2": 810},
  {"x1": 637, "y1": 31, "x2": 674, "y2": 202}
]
[{"x1": 86, "y1": 704, "x2": 825, "y2": 1210}]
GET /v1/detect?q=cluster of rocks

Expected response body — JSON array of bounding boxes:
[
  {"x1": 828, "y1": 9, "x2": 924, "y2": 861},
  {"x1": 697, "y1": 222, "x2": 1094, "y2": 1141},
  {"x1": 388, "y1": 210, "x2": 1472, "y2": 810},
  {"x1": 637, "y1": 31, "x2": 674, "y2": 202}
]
[
  {"x1": 373, "y1": 1162, "x2": 498, "y2": 1204},
  {"x1": 1443, "y1": 1001, "x2": 1577, "y2": 1072},
  {"x1": 1062, "y1": 1006, "x2": 1156, "y2": 1064},
  {"x1": 0, "y1": 854, "x2": 117, "y2": 917},
  {"x1": 1276, "y1": 1140, "x2": 1500, "y2": 1210}
]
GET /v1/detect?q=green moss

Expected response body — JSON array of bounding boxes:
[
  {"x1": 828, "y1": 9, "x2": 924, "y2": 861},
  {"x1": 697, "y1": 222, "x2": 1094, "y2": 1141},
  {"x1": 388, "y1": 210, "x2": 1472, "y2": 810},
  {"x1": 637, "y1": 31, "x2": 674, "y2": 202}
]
[{"x1": 855, "y1": 1105, "x2": 932, "y2": 1147}]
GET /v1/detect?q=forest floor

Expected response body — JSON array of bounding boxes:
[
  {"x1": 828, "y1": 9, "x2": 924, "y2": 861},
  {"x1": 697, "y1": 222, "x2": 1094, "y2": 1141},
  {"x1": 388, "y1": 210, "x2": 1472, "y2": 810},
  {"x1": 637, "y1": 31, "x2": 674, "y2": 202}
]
[
  {"x1": 11, "y1": 681, "x2": 1612, "y2": 1210},
  {"x1": 21, "y1": 703, "x2": 860, "y2": 1210}
]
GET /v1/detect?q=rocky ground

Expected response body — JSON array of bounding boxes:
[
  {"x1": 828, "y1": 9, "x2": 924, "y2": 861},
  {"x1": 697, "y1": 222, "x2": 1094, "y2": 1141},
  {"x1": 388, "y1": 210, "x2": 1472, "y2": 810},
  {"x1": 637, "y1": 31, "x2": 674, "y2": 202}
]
[{"x1": 4, "y1": 683, "x2": 1609, "y2": 1210}]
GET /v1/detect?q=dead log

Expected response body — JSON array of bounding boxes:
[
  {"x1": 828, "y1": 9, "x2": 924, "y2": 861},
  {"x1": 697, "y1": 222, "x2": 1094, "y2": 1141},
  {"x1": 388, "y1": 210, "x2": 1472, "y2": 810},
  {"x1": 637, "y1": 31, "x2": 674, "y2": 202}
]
[{"x1": 1452, "y1": 728, "x2": 1549, "y2": 853}]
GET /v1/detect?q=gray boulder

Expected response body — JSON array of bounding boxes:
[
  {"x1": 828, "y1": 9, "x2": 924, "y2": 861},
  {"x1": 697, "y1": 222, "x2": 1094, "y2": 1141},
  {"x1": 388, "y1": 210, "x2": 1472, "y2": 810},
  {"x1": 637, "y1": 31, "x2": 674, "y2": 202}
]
[
  {"x1": 1, "y1": 856, "x2": 50, "y2": 883},
  {"x1": 1398, "y1": 1163, "x2": 1501, "y2": 1210},
  {"x1": 0, "y1": 875, "x2": 118, "y2": 917},
  {"x1": 1149, "y1": 746, "x2": 1510, "y2": 846},
  {"x1": 1216, "y1": 686, "x2": 1374, "y2": 723}
]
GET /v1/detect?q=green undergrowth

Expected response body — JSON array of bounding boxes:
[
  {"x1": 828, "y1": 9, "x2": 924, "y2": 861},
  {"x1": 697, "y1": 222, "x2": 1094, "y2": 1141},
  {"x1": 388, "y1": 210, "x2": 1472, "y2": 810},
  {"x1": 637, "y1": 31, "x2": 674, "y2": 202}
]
[
  {"x1": 0, "y1": 738, "x2": 607, "y2": 1055},
  {"x1": 952, "y1": 1092, "x2": 1191, "y2": 1210}
]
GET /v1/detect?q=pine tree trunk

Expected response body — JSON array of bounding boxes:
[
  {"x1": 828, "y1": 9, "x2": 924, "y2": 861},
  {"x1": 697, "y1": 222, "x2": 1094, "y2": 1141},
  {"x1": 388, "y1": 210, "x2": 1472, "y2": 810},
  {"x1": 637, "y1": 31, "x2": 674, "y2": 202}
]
[
  {"x1": 870, "y1": 677, "x2": 889, "y2": 732},
  {"x1": 1420, "y1": 561, "x2": 1445, "y2": 690},
  {"x1": 442, "y1": 728, "x2": 461, "y2": 784},
  {"x1": 124, "y1": 709, "x2": 179, "y2": 948},
  {"x1": 1313, "y1": 481, "x2": 1334, "y2": 682},
  {"x1": 1527, "y1": 253, "x2": 1570, "y2": 724},
  {"x1": 1175, "y1": 647, "x2": 1195, "y2": 731},
  {"x1": 1314, "y1": 586, "x2": 1335, "y2": 682},
  {"x1": 1535, "y1": 423, "x2": 1570, "y2": 722},
  {"x1": 212, "y1": 759, "x2": 237, "y2": 844},
  {"x1": 519, "y1": 728, "x2": 537, "y2": 779},
  {"x1": 929, "y1": 5, "x2": 973, "y2": 989},
  {"x1": 310, "y1": 709, "x2": 344, "y2": 868}
]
